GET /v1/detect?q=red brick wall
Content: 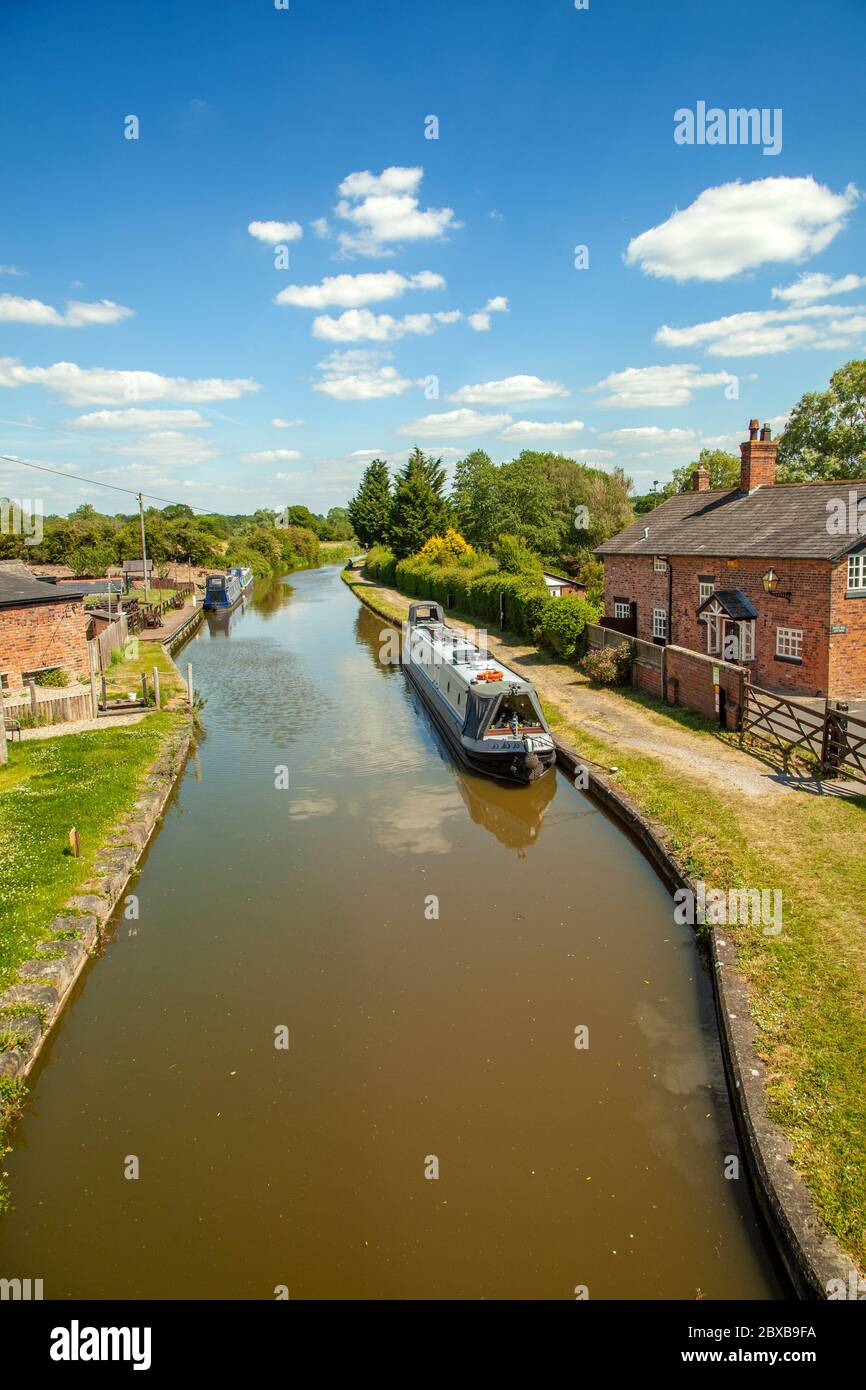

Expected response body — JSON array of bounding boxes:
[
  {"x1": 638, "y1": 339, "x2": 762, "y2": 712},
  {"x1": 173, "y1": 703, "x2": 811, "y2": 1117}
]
[
  {"x1": 603, "y1": 554, "x2": 834, "y2": 695},
  {"x1": 829, "y1": 559, "x2": 866, "y2": 699},
  {"x1": 665, "y1": 646, "x2": 745, "y2": 730},
  {"x1": 0, "y1": 599, "x2": 90, "y2": 691},
  {"x1": 634, "y1": 660, "x2": 662, "y2": 698}
]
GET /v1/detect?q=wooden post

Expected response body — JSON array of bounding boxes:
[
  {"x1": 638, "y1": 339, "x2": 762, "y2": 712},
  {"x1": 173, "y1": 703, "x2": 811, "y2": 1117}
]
[
  {"x1": 68, "y1": 827, "x2": 81, "y2": 858},
  {"x1": 0, "y1": 706, "x2": 8, "y2": 766},
  {"x1": 141, "y1": 672, "x2": 148, "y2": 704},
  {"x1": 186, "y1": 663, "x2": 194, "y2": 706},
  {"x1": 101, "y1": 673, "x2": 107, "y2": 708},
  {"x1": 152, "y1": 666, "x2": 161, "y2": 710},
  {"x1": 28, "y1": 680, "x2": 38, "y2": 717}
]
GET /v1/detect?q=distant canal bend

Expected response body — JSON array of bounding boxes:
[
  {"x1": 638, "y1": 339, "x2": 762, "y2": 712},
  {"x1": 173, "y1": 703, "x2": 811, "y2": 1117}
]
[{"x1": 0, "y1": 566, "x2": 785, "y2": 1299}]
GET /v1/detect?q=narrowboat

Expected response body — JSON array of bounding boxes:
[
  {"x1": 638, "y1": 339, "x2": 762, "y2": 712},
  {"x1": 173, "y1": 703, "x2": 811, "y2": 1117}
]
[
  {"x1": 403, "y1": 602, "x2": 556, "y2": 784},
  {"x1": 203, "y1": 565, "x2": 254, "y2": 612}
]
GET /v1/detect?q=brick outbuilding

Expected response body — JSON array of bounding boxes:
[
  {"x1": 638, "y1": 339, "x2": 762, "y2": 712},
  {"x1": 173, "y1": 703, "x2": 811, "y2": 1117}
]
[
  {"x1": 597, "y1": 421, "x2": 866, "y2": 700},
  {"x1": 0, "y1": 570, "x2": 90, "y2": 692}
]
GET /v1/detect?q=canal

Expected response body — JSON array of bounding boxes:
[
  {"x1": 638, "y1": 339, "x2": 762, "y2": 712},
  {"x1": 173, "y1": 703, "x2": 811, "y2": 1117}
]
[{"x1": 0, "y1": 565, "x2": 784, "y2": 1299}]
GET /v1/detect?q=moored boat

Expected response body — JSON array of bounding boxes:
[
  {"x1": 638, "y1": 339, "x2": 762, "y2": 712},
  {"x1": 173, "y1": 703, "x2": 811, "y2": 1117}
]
[
  {"x1": 402, "y1": 602, "x2": 556, "y2": 784},
  {"x1": 203, "y1": 565, "x2": 254, "y2": 612}
]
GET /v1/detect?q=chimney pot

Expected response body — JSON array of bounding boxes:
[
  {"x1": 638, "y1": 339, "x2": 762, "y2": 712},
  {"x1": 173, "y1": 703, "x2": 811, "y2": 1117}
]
[
  {"x1": 740, "y1": 414, "x2": 778, "y2": 491},
  {"x1": 692, "y1": 465, "x2": 710, "y2": 492},
  {"x1": 760, "y1": 424, "x2": 772, "y2": 441},
  {"x1": 749, "y1": 419, "x2": 759, "y2": 440}
]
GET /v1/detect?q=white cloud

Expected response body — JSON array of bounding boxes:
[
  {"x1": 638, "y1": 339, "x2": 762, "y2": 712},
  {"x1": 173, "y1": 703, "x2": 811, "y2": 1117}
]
[
  {"x1": 500, "y1": 418, "x2": 585, "y2": 441},
  {"x1": 247, "y1": 219, "x2": 303, "y2": 244},
  {"x1": 624, "y1": 177, "x2": 860, "y2": 282},
  {"x1": 591, "y1": 363, "x2": 732, "y2": 408},
  {"x1": 468, "y1": 312, "x2": 491, "y2": 332},
  {"x1": 484, "y1": 295, "x2": 509, "y2": 314},
  {"x1": 466, "y1": 297, "x2": 508, "y2": 332},
  {"x1": 567, "y1": 448, "x2": 615, "y2": 459},
  {"x1": 70, "y1": 408, "x2": 210, "y2": 430},
  {"x1": 397, "y1": 408, "x2": 512, "y2": 439},
  {"x1": 350, "y1": 449, "x2": 386, "y2": 459},
  {"x1": 311, "y1": 218, "x2": 331, "y2": 239},
  {"x1": 0, "y1": 265, "x2": 25, "y2": 276},
  {"x1": 272, "y1": 417, "x2": 303, "y2": 428},
  {"x1": 771, "y1": 271, "x2": 866, "y2": 303},
  {"x1": 450, "y1": 374, "x2": 569, "y2": 405},
  {"x1": 434, "y1": 310, "x2": 462, "y2": 324},
  {"x1": 0, "y1": 357, "x2": 261, "y2": 405},
  {"x1": 275, "y1": 269, "x2": 444, "y2": 309},
  {"x1": 599, "y1": 427, "x2": 698, "y2": 449},
  {"x1": 0, "y1": 294, "x2": 133, "y2": 326},
  {"x1": 334, "y1": 166, "x2": 459, "y2": 256},
  {"x1": 313, "y1": 349, "x2": 413, "y2": 401},
  {"x1": 97, "y1": 430, "x2": 216, "y2": 467},
  {"x1": 240, "y1": 449, "x2": 303, "y2": 463},
  {"x1": 311, "y1": 308, "x2": 440, "y2": 342},
  {"x1": 656, "y1": 300, "x2": 866, "y2": 357}
]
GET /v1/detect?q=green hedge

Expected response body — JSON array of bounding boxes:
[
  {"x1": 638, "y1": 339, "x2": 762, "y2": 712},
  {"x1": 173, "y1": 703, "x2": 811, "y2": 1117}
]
[{"x1": 363, "y1": 546, "x2": 599, "y2": 651}]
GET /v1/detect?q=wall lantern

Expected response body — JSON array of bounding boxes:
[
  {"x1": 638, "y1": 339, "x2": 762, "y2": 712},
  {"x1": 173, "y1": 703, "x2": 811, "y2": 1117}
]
[{"x1": 762, "y1": 567, "x2": 791, "y2": 601}]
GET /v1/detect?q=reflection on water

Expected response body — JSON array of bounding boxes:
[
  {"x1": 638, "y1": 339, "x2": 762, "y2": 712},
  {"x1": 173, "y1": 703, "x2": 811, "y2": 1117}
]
[{"x1": 0, "y1": 566, "x2": 785, "y2": 1300}]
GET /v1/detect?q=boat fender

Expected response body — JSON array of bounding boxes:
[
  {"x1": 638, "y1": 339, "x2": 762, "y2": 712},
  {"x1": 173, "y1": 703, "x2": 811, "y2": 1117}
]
[{"x1": 524, "y1": 752, "x2": 540, "y2": 772}]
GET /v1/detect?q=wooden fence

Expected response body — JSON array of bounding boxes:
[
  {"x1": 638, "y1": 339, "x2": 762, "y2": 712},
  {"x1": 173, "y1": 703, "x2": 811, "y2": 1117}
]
[
  {"x1": 4, "y1": 687, "x2": 95, "y2": 726},
  {"x1": 89, "y1": 611, "x2": 129, "y2": 673}
]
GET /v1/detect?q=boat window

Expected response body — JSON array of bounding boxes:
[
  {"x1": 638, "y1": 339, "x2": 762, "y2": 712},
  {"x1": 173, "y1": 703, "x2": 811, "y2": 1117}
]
[{"x1": 486, "y1": 693, "x2": 544, "y2": 733}]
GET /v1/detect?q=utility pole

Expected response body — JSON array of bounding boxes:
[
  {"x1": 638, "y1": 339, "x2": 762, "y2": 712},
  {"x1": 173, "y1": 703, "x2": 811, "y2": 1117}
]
[{"x1": 137, "y1": 492, "x2": 150, "y2": 602}]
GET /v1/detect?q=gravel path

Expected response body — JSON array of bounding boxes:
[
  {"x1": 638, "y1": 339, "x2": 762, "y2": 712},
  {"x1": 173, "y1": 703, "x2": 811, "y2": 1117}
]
[{"x1": 13, "y1": 713, "x2": 147, "y2": 742}]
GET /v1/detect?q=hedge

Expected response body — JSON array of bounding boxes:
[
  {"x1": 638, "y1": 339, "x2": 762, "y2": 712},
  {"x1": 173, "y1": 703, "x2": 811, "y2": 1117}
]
[{"x1": 363, "y1": 546, "x2": 598, "y2": 652}]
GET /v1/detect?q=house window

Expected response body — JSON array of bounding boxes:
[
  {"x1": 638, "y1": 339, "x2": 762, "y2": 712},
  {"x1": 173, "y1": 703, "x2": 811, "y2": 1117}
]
[
  {"x1": 698, "y1": 577, "x2": 715, "y2": 605},
  {"x1": 653, "y1": 608, "x2": 667, "y2": 640},
  {"x1": 0, "y1": 673, "x2": 8, "y2": 691},
  {"x1": 740, "y1": 621, "x2": 755, "y2": 662},
  {"x1": 848, "y1": 554, "x2": 866, "y2": 591},
  {"x1": 654, "y1": 556, "x2": 668, "y2": 572},
  {"x1": 614, "y1": 600, "x2": 631, "y2": 620},
  {"x1": 776, "y1": 627, "x2": 803, "y2": 661}
]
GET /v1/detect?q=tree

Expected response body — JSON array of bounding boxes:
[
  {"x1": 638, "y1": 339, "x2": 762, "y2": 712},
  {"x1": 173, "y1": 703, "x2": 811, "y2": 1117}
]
[
  {"x1": 778, "y1": 359, "x2": 866, "y2": 481},
  {"x1": 664, "y1": 448, "x2": 740, "y2": 497},
  {"x1": 389, "y1": 448, "x2": 451, "y2": 559},
  {"x1": 348, "y1": 459, "x2": 392, "y2": 547},
  {"x1": 492, "y1": 533, "x2": 543, "y2": 577},
  {"x1": 451, "y1": 450, "x2": 501, "y2": 548},
  {"x1": 325, "y1": 506, "x2": 354, "y2": 541}
]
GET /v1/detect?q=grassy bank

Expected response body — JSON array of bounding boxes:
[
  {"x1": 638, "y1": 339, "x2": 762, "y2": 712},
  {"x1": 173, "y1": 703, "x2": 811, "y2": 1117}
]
[
  {"x1": 0, "y1": 713, "x2": 184, "y2": 991},
  {"x1": 347, "y1": 565, "x2": 866, "y2": 1271},
  {"x1": 103, "y1": 639, "x2": 187, "y2": 706}
]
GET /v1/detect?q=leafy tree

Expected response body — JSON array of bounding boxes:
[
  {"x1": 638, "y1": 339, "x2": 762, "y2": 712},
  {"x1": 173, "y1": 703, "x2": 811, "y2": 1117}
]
[
  {"x1": 540, "y1": 593, "x2": 596, "y2": 660},
  {"x1": 451, "y1": 450, "x2": 500, "y2": 548},
  {"x1": 348, "y1": 459, "x2": 392, "y2": 547},
  {"x1": 664, "y1": 448, "x2": 740, "y2": 497},
  {"x1": 388, "y1": 449, "x2": 451, "y2": 559},
  {"x1": 778, "y1": 359, "x2": 866, "y2": 481},
  {"x1": 418, "y1": 526, "x2": 475, "y2": 564},
  {"x1": 325, "y1": 506, "x2": 354, "y2": 541}
]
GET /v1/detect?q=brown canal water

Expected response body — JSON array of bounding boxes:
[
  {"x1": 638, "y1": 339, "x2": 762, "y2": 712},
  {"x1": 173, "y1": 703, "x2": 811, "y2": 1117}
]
[{"x1": 0, "y1": 566, "x2": 785, "y2": 1299}]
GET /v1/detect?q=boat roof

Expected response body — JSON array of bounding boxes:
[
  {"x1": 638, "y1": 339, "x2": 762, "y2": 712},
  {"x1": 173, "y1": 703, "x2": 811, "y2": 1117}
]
[{"x1": 412, "y1": 618, "x2": 537, "y2": 696}]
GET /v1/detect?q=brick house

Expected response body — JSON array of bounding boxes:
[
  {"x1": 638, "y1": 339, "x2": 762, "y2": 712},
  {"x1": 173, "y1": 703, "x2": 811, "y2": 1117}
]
[
  {"x1": 596, "y1": 420, "x2": 866, "y2": 700},
  {"x1": 0, "y1": 569, "x2": 90, "y2": 692}
]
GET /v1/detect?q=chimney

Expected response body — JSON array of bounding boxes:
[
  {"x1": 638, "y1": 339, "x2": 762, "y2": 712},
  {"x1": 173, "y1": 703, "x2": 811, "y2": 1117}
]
[
  {"x1": 691, "y1": 464, "x2": 710, "y2": 492},
  {"x1": 740, "y1": 418, "x2": 777, "y2": 492}
]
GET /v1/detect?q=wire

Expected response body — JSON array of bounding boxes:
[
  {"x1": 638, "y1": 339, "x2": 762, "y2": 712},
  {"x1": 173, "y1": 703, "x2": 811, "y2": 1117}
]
[{"x1": 0, "y1": 452, "x2": 219, "y2": 514}]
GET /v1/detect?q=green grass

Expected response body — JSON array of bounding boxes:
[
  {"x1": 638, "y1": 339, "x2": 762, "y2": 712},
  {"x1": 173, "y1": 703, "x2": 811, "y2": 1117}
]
[
  {"x1": 0, "y1": 714, "x2": 182, "y2": 991},
  {"x1": 104, "y1": 642, "x2": 185, "y2": 705},
  {"x1": 545, "y1": 702, "x2": 866, "y2": 1271}
]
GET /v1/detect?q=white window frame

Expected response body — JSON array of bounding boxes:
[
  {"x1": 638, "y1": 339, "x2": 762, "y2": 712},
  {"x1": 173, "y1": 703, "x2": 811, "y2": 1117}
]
[
  {"x1": 654, "y1": 556, "x2": 668, "y2": 572},
  {"x1": 652, "y1": 607, "x2": 667, "y2": 640},
  {"x1": 698, "y1": 579, "x2": 715, "y2": 605},
  {"x1": 706, "y1": 616, "x2": 720, "y2": 655},
  {"x1": 776, "y1": 626, "x2": 803, "y2": 661},
  {"x1": 848, "y1": 554, "x2": 866, "y2": 591},
  {"x1": 614, "y1": 600, "x2": 631, "y2": 620},
  {"x1": 740, "y1": 620, "x2": 755, "y2": 662}
]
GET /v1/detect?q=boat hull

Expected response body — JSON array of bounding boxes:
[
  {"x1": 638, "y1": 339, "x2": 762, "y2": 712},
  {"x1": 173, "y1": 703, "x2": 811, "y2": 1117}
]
[{"x1": 403, "y1": 659, "x2": 556, "y2": 785}]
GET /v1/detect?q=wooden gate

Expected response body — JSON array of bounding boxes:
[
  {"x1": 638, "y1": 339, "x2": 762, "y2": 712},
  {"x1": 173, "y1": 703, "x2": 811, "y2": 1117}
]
[{"x1": 742, "y1": 684, "x2": 866, "y2": 786}]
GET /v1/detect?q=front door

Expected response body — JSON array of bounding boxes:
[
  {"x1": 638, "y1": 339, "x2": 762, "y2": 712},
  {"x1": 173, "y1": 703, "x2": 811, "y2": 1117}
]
[{"x1": 722, "y1": 620, "x2": 739, "y2": 662}]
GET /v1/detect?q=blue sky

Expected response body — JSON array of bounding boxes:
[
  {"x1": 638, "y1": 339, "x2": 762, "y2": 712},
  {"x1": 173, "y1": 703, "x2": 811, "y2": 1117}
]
[{"x1": 1, "y1": 0, "x2": 865, "y2": 518}]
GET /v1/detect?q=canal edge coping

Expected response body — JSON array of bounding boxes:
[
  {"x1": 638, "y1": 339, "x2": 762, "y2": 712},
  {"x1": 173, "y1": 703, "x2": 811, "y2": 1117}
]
[
  {"x1": 0, "y1": 717, "x2": 193, "y2": 1085},
  {"x1": 343, "y1": 567, "x2": 854, "y2": 1301}
]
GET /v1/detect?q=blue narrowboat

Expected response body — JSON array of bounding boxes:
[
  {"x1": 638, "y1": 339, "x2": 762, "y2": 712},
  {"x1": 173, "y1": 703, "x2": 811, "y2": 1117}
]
[{"x1": 203, "y1": 565, "x2": 254, "y2": 612}]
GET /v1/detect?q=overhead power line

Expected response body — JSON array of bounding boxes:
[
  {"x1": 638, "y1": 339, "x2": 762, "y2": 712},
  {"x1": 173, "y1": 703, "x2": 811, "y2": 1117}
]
[{"x1": 0, "y1": 452, "x2": 218, "y2": 515}]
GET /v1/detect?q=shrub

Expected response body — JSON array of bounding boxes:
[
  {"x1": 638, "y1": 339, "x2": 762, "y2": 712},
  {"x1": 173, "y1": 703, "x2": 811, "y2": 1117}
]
[
  {"x1": 364, "y1": 545, "x2": 399, "y2": 586},
  {"x1": 418, "y1": 527, "x2": 475, "y2": 565},
  {"x1": 539, "y1": 594, "x2": 596, "y2": 660},
  {"x1": 492, "y1": 533, "x2": 543, "y2": 578},
  {"x1": 33, "y1": 667, "x2": 69, "y2": 688},
  {"x1": 581, "y1": 641, "x2": 636, "y2": 686}
]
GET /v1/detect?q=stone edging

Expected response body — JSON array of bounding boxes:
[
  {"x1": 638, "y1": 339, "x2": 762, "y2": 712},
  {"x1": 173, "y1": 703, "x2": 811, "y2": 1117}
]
[
  {"x1": 0, "y1": 718, "x2": 193, "y2": 1083},
  {"x1": 345, "y1": 568, "x2": 854, "y2": 1300}
]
